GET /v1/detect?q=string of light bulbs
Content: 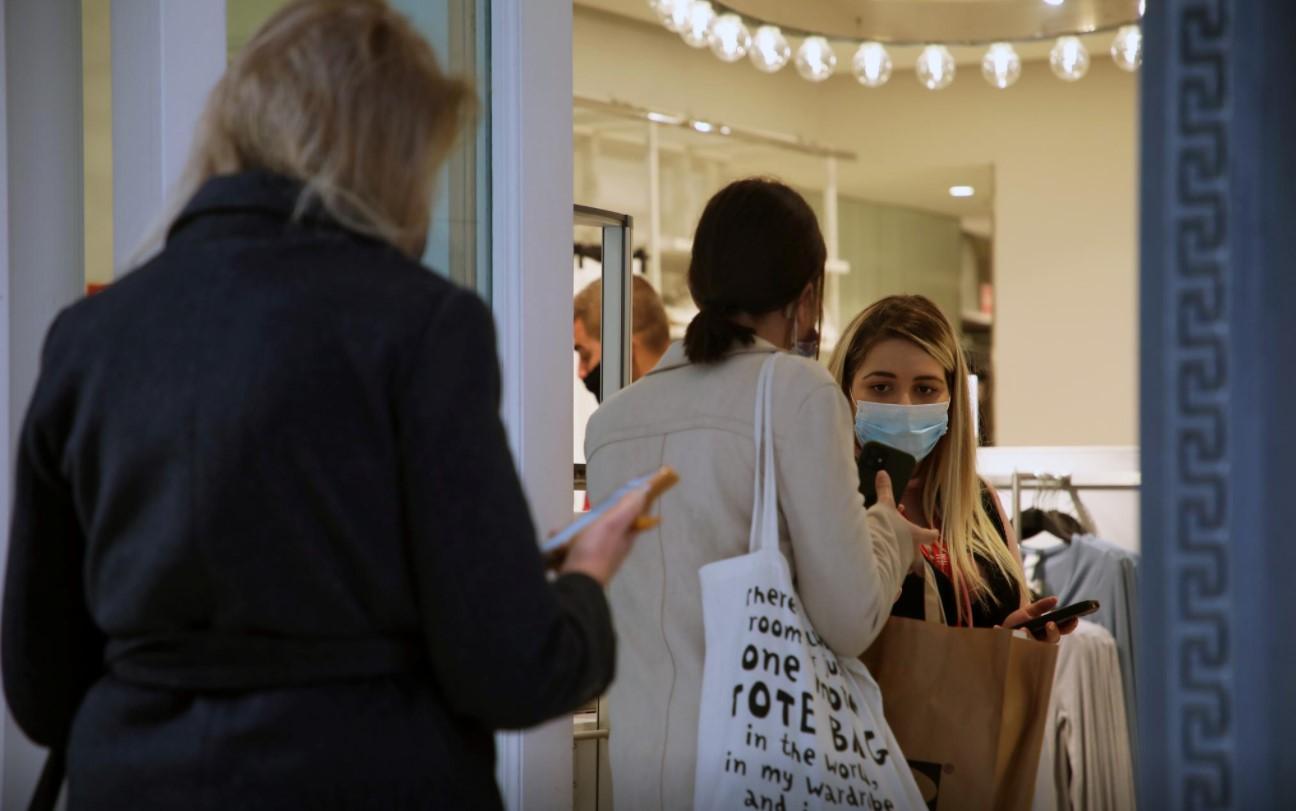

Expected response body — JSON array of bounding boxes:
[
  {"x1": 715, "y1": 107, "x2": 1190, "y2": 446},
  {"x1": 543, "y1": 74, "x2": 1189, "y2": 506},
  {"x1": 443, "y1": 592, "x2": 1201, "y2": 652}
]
[{"x1": 648, "y1": 0, "x2": 1144, "y2": 88}]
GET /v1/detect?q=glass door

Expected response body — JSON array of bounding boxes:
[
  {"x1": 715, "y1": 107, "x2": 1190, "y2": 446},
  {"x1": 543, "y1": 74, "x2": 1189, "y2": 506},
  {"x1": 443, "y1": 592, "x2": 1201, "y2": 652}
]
[{"x1": 571, "y1": 205, "x2": 633, "y2": 811}]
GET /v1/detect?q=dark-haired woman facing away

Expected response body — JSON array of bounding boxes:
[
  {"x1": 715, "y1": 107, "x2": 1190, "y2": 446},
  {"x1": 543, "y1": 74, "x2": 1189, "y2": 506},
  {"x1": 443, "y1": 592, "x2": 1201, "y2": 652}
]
[{"x1": 584, "y1": 178, "x2": 932, "y2": 810}]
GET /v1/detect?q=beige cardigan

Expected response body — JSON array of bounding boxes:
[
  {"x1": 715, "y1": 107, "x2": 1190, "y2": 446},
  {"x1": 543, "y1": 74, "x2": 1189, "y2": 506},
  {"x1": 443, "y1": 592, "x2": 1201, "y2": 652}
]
[{"x1": 584, "y1": 339, "x2": 915, "y2": 811}]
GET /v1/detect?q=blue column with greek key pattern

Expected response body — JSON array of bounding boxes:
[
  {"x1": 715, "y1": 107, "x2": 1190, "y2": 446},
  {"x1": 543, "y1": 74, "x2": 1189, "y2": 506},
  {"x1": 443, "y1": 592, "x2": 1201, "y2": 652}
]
[{"x1": 1140, "y1": 0, "x2": 1296, "y2": 806}]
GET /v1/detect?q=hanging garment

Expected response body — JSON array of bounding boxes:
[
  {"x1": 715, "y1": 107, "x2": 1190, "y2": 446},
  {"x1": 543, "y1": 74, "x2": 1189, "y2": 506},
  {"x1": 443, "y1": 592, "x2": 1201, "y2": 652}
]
[
  {"x1": 1026, "y1": 535, "x2": 1138, "y2": 765},
  {"x1": 1031, "y1": 621, "x2": 1136, "y2": 811}
]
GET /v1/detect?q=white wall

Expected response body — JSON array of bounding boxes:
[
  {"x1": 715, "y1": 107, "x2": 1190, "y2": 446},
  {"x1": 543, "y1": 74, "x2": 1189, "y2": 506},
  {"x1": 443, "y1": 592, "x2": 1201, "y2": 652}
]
[
  {"x1": 111, "y1": 1, "x2": 226, "y2": 275},
  {"x1": 574, "y1": 9, "x2": 1140, "y2": 446},
  {"x1": 821, "y1": 64, "x2": 1140, "y2": 446}
]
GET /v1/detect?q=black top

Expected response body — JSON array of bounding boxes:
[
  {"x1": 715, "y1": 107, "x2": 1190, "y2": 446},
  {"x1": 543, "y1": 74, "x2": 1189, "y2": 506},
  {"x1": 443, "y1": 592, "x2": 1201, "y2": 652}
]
[
  {"x1": 2, "y1": 171, "x2": 614, "y2": 809},
  {"x1": 891, "y1": 486, "x2": 1019, "y2": 628}
]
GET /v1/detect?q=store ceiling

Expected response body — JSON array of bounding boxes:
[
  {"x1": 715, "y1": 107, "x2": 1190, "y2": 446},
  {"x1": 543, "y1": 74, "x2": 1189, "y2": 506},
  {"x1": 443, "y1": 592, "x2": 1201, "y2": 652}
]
[
  {"x1": 575, "y1": 94, "x2": 997, "y2": 221},
  {"x1": 574, "y1": 0, "x2": 1012, "y2": 219}
]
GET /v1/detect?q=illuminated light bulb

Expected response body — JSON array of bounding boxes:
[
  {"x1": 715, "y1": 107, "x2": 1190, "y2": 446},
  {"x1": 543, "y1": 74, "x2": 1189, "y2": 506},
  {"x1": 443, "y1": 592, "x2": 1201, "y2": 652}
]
[
  {"x1": 654, "y1": 0, "x2": 690, "y2": 33},
  {"x1": 1111, "y1": 25, "x2": 1143, "y2": 71},
  {"x1": 749, "y1": 25, "x2": 791, "y2": 73},
  {"x1": 708, "y1": 13, "x2": 751, "y2": 63},
  {"x1": 795, "y1": 36, "x2": 838, "y2": 82},
  {"x1": 1044, "y1": 0, "x2": 1065, "y2": 6},
  {"x1": 680, "y1": 1, "x2": 715, "y2": 49},
  {"x1": 852, "y1": 42, "x2": 893, "y2": 87},
  {"x1": 916, "y1": 45, "x2": 956, "y2": 90},
  {"x1": 981, "y1": 42, "x2": 1022, "y2": 89},
  {"x1": 1050, "y1": 36, "x2": 1091, "y2": 80}
]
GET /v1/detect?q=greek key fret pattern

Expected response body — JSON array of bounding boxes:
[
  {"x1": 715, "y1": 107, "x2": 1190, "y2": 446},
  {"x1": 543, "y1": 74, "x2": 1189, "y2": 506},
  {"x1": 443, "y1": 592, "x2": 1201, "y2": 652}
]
[{"x1": 1169, "y1": 1, "x2": 1233, "y2": 807}]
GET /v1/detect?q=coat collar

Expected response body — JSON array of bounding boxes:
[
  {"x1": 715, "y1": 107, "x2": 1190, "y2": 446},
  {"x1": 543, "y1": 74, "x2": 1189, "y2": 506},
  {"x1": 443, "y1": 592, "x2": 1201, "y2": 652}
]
[
  {"x1": 648, "y1": 336, "x2": 782, "y2": 376},
  {"x1": 166, "y1": 171, "x2": 350, "y2": 245}
]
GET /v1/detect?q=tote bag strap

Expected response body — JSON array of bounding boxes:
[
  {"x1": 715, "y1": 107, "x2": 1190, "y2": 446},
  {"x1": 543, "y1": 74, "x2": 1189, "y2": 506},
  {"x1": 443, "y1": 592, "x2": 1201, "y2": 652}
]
[{"x1": 747, "y1": 355, "x2": 780, "y2": 555}]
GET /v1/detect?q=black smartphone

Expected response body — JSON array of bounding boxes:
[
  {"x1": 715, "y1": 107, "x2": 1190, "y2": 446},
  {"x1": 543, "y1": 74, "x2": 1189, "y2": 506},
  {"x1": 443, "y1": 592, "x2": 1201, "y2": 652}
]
[
  {"x1": 1012, "y1": 599, "x2": 1101, "y2": 635},
  {"x1": 858, "y1": 441, "x2": 917, "y2": 508}
]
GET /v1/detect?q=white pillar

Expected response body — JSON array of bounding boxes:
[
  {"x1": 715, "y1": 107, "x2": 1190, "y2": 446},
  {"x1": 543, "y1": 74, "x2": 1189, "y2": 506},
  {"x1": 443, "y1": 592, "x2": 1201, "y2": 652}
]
[
  {"x1": 2, "y1": 1, "x2": 85, "y2": 806},
  {"x1": 490, "y1": 0, "x2": 575, "y2": 808},
  {"x1": 823, "y1": 156, "x2": 843, "y2": 339},
  {"x1": 110, "y1": 0, "x2": 226, "y2": 274},
  {"x1": 647, "y1": 121, "x2": 663, "y2": 291}
]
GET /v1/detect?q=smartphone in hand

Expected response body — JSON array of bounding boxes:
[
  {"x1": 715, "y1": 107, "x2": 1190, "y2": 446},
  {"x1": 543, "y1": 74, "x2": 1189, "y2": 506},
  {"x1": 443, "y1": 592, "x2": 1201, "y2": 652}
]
[
  {"x1": 1012, "y1": 599, "x2": 1100, "y2": 636},
  {"x1": 544, "y1": 466, "x2": 678, "y2": 554},
  {"x1": 858, "y1": 442, "x2": 917, "y2": 508}
]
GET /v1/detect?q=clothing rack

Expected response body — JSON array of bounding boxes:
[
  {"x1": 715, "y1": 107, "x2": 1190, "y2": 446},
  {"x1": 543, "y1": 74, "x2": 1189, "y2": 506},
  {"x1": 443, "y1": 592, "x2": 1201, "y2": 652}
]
[
  {"x1": 999, "y1": 469, "x2": 1143, "y2": 806},
  {"x1": 986, "y1": 471, "x2": 1142, "y2": 540}
]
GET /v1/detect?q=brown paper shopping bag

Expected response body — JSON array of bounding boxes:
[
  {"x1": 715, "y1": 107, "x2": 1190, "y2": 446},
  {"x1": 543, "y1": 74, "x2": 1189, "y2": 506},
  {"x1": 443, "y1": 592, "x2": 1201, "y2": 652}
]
[{"x1": 861, "y1": 617, "x2": 1058, "y2": 811}]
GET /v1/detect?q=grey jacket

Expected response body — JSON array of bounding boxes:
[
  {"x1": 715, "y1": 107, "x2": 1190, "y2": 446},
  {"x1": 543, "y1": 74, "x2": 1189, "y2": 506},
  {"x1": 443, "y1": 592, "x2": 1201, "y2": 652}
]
[{"x1": 585, "y1": 339, "x2": 914, "y2": 810}]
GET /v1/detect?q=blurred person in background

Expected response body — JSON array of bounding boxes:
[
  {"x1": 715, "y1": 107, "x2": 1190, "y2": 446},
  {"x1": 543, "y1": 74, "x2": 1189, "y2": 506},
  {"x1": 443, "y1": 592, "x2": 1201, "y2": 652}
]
[{"x1": 573, "y1": 275, "x2": 671, "y2": 401}]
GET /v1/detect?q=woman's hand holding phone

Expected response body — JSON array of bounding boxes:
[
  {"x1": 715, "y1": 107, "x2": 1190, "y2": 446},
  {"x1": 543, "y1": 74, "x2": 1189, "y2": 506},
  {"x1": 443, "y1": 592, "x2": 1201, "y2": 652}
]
[
  {"x1": 555, "y1": 487, "x2": 649, "y2": 587},
  {"x1": 1000, "y1": 596, "x2": 1081, "y2": 644},
  {"x1": 547, "y1": 467, "x2": 678, "y2": 587}
]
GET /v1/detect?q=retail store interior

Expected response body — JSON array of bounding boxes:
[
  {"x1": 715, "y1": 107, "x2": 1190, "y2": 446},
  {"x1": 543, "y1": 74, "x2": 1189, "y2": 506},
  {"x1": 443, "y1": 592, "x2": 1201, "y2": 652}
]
[
  {"x1": 6, "y1": 0, "x2": 1295, "y2": 806},
  {"x1": 570, "y1": 2, "x2": 1142, "y2": 808}
]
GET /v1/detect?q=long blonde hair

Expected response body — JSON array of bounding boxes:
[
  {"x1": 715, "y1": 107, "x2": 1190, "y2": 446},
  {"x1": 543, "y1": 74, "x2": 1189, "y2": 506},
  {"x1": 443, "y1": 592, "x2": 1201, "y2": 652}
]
[
  {"x1": 154, "y1": 0, "x2": 472, "y2": 260},
  {"x1": 828, "y1": 295, "x2": 1026, "y2": 624}
]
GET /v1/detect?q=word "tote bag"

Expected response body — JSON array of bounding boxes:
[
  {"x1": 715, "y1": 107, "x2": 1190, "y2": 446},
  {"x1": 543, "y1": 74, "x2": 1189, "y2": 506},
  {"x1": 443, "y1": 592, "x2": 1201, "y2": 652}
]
[{"x1": 694, "y1": 355, "x2": 925, "y2": 811}]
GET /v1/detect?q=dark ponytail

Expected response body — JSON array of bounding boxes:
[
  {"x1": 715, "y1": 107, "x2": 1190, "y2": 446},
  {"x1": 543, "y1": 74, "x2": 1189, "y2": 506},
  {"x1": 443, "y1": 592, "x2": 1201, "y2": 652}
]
[
  {"x1": 683, "y1": 307, "x2": 755, "y2": 365},
  {"x1": 683, "y1": 178, "x2": 826, "y2": 364}
]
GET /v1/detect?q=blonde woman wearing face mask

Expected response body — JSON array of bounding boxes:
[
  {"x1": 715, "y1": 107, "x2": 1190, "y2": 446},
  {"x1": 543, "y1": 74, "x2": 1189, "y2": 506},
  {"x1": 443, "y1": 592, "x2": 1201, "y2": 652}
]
[{"x1": 829, "y1": 295, "x2": 1077, "y2": 639}]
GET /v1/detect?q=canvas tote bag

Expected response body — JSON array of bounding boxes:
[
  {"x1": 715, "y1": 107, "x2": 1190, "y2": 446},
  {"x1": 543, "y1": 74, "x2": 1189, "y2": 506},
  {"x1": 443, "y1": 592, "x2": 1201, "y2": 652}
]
[
  {"x1": 694, "y1": 355, "x2": 925, "y2": 811},
  {"x1": 861, "y1": 582, "x2": 1059, "y2": 810}
]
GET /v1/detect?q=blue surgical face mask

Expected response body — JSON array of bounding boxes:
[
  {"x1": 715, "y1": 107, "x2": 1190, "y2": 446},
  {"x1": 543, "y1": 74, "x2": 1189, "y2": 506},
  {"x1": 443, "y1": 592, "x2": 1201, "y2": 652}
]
[{"x1": 854, "y1": 400, "x2": 950, "y2": 462}]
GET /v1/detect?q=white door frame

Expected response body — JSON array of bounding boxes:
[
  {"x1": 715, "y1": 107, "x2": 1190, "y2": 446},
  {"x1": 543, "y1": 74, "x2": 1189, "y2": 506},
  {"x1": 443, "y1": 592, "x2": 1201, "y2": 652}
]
[
  {"x1": 0, "y1": 4, "x2": 11, "y2": 805},
  {"x1": 490, "y1": 0, "x2": 577, "y2": 808},
  {"x1": 110, "y1": 0, "x2": 226, "y2": 273}
]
